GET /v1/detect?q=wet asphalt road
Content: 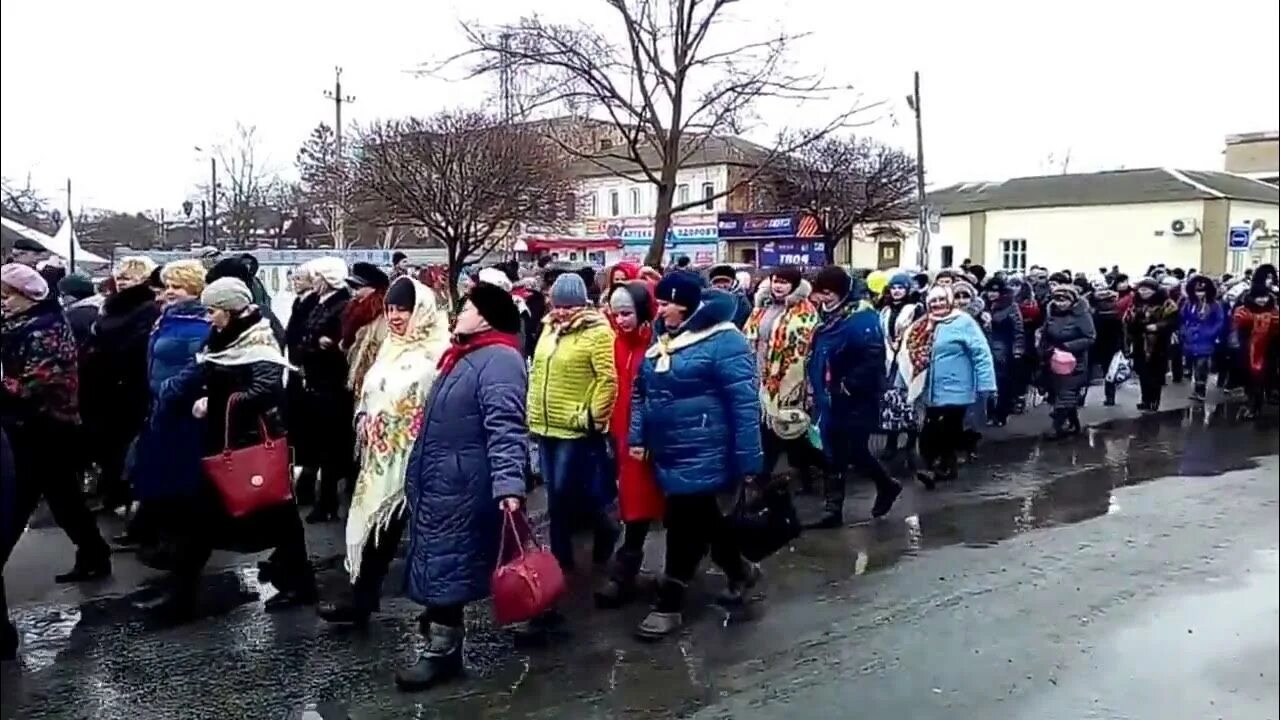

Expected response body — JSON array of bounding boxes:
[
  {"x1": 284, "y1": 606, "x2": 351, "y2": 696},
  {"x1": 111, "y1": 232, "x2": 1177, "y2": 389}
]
[{"x1": 2, "y1": 405, "x2": 1277, "y2": 720}]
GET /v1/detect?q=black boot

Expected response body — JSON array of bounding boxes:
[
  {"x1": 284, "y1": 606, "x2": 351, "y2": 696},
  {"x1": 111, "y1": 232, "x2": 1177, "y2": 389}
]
[
  {"x1": 395, "y1": 623, "x2": 464, "y2": 692},
  {"x1": 591, "y1": 514, "x2": 620, "y2": 567},
  {"x1": 635, "y1": 579, "x2": 686, "y2": 642},
  {"x1": 1191, "y1": 382, "x2": 1207, "y2": 401},
  {"x1": 804, "y1": 470, "x2": 845, "y2": 529},
  {"x1": 294, "y1": 467, "x2": 318, "y2": 507},
  {"x1": 55, "y1": 552, "x2": 112, "y2": 583},
  {"x1": 594, "y1": 547, "x2": 644, "y2": 609},
  {"x1": 1104, "y1": 382, "x2": 1117, "y2": 407},
  {"x1": 871, "y1": 478, "x2": 902, "y2": 518},
  {"x1": 715, "y1": 561, "x2": 762, "y2": 608},
  {"x1": 1044, "y1": 410, "x2": 1070, "y2": 440}
]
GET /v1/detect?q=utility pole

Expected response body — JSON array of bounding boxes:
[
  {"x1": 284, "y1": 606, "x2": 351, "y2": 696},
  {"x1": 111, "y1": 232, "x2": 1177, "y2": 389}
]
[
  {"x1": 209, "y1": 156, "x2": 219, "y2": 246},
  {"x1": 66, "y1": 178, "x2": 76, "y2": 273},
  {"x1": 201, "y1": 200, "x2": 208, "y2": 245},
  {"x1": 499, "y1": 32, "x2": 515, "y2": 122},
  {"x1": 908, "y1": 71, "x2": 929, "y2": 269},
  {"x1": 324, "y1": 66, "x2": 356, "y2": 249}
]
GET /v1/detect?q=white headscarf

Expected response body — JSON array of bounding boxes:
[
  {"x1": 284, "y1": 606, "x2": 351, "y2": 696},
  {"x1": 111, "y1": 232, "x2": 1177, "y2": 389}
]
[{"x1": 311, "y1": 257, "x2": 348, "y2": 291}]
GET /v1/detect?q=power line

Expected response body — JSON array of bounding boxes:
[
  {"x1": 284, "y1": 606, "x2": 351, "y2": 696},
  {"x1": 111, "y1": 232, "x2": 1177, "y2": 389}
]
[{"x1": 324, "y1": 66, "x2": 356, "y2": 249}]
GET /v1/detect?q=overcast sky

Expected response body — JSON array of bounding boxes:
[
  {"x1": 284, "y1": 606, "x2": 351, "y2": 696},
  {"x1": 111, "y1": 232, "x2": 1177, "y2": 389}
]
[{"x1": 3, "y1": 0, "x2": 1277, "y2": 214}]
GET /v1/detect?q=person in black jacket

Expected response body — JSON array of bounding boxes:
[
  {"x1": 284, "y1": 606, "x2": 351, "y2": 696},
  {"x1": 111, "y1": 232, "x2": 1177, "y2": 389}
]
[
  {"x1": 141, "y1": 278, "x2": 316, "y2": 622},
  {"x1": 82, "y1": 257, "x2": 161, "y2": 514},
  {"x1": 1089, "y1": 281, "x2": 1125, "y2": 405},
  {"x1": 295, "y1": 257, "x2": 353, "y2": 522},
  {"x1": 284, "y1": 263, "x2": 321, "y2": 504}
]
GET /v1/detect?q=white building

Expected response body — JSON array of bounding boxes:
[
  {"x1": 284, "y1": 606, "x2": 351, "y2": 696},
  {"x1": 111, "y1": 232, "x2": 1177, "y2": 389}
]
[
  {"x1": 519, "y1": 134, "x2": 771, "y2": 266},
  {"x1": 846, "y1": 168, "x2": 1279, "y2": 276}
]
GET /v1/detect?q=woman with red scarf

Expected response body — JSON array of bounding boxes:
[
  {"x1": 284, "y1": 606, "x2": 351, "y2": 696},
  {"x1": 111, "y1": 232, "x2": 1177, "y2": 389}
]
[
  {"x1": 594, "y1": 280, "x2": 664, "y2": 608},
  {"x1": 340, "y1": 262, "x2": 391, "y2": 399}
]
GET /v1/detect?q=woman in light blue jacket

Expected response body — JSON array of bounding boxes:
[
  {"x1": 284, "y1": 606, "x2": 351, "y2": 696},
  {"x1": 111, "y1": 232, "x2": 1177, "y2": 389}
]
[{"x1": 898, "y1": 284, "x2": 996, "y2": 489}]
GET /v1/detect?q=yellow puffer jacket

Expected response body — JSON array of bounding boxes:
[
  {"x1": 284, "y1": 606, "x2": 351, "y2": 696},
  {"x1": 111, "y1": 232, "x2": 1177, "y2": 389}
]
[{"x1": 527, "y1": 310, "x2": 618, "y2": 439}]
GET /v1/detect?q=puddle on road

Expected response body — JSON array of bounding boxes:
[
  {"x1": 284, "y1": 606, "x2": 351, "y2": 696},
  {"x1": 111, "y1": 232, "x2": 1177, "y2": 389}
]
[{"x1": 3, "y1": 407, "x2": 1277, "y2": 720}]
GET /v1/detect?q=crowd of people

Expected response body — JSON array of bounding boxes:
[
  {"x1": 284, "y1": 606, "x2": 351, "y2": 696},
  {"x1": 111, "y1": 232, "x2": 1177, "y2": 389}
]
[{"x1": 2, "y1": 241, "x2": 1278, "y2": 691}]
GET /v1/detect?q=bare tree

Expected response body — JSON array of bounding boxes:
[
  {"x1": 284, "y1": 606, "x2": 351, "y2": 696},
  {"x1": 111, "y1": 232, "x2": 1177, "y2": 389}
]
[
  {"x1": 295, "y1": 123, "x2": 347, "y2": 245},
  {"x1": 760, "y1": 136, "x2": 917, "y2": 260},
  {"x1": 1, "y1": 175, "x2": 55, "y2": 232},
  {"x1": 435, "y1": 0, "x2": 872, "y2": 266},
  {"x1": 213, "y1": 123, "x2": 281, "y2": 248},
  {"x1": 347, "y1": 110, "x2": 574, "y2": 292}
]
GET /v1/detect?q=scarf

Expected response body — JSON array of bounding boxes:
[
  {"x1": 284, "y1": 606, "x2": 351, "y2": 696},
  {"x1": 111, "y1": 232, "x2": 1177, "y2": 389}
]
[
  {"x1": 899, "y1": 309, "x2": 961, "y2": 403},
  {"x1": 437, "y1": 329, "x2": 523, "y2": 376},
  {"x1": 346, "y1": 280, "x2": 449, "y2": 582},
  {"x1": 197, "y1": 316, "x2": 295, "y2": 370},
  {"x1": 546, "y1": 307, "x2": 607, "y2": 336}
]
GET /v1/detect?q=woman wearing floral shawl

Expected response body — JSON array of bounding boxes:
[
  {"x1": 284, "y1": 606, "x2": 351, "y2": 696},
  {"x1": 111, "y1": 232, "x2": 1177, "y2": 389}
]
[{"x1": 319, "y1": 277, "x2": 451, "y2": 625}]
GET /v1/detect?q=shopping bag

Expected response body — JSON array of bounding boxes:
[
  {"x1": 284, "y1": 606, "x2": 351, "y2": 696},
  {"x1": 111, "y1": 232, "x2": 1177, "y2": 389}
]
[
  {"x1": 729, "y1": 480, "x2": 802, "y2": 563},
  {"x1": 491, "y1": 508, "x2": 566, "y2": 625},
  {"x1": 1105, "y1": 351, "x2": 1132, "y2": 384},
  {"x1": 201, "y1": 398, "x2": 293, "y2": 518}
]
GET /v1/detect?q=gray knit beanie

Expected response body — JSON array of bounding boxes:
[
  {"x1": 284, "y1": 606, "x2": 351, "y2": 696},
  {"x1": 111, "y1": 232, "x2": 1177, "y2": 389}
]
[
  {"x1": 549, "y1": 272, "x2": 589, "y2": 308},
  {"x1": 201, "y1": 277, "x2": 252, "y2": 312}
]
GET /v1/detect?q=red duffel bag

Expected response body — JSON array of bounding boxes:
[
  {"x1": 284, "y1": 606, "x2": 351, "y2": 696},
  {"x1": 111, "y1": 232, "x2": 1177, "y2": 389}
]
[
  {"x1": 490, "y1": 508, "x2": 565, "y2": 625},
  {"x1": 201, "y1": 397, "x2": 293, "y2": 518}
]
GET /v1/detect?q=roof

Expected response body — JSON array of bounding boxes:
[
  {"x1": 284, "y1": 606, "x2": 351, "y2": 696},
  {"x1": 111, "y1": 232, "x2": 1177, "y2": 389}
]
[
  {"x1": 569, "y1": 134, "x2": 774, "y2": 178},
  {"x1": 927, "y1": 168, "x2": 1279, "y2": 216}
]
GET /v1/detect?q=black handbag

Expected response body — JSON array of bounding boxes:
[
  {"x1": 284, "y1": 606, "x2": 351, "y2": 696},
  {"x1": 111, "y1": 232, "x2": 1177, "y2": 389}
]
[{"x1": 729, "y1": 480, "x2": 802, "y2": 563}]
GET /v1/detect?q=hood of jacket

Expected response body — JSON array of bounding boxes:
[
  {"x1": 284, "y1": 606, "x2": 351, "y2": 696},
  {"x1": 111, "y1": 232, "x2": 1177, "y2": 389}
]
[
  {"x1": 1185, "y1": 275, "x2": 1218, "y2": 303},
  {"x1": 665, "y1": 288, "x2": 739, "y2": 336},
  {"x1": 753, "y1": 279, "x2": 812, "y2": 309},
  {"x1": 163, "y1": 298, "x2": 209, "y2": 320}
]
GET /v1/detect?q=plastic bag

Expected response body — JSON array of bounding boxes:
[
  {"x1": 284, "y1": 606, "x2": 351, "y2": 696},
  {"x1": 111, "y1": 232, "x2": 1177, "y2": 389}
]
[{"x1": 1105, "y1": 351, "x2": 1132, "y2": 384}]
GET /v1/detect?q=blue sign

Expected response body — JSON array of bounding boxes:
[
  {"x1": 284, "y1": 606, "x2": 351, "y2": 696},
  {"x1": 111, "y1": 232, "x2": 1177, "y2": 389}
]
[
  {"x1": 1228, "y1": 226, "x2": 1251, "y2": 250},
  {"x1": 759, "y1": 240, "x2": 826, "y2": 267},
  {"x1": 717, "y1": 212, "x2": 796, "y2": 239}
]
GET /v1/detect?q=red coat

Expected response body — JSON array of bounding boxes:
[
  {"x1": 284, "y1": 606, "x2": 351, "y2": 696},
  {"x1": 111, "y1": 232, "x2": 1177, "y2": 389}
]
[
  {"x1": 1233, "y1": 302, "x2": 1279, "y2": 379},
  {"x1": 609, "y1": 322, "x2": 664, "y2": 522}
]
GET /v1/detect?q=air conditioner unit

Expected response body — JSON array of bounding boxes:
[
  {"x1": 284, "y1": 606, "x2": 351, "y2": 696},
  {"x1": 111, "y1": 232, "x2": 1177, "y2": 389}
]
[{"x1": 1169, "y1": 218, "x2": 1198, "y2": 236}]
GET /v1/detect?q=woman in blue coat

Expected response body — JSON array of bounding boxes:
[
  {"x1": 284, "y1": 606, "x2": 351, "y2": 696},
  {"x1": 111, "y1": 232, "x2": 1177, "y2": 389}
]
[
  {"x1": 1179, "y1": 275, "x2": 1225, "y2": 400},
  {"x1": 899, "y1": 284, "x2": 997, "y2": 488},
  {"x1": 628, "y1": 272, "x2": 763, "y2": 641},
  {"x1": 397, "y1": 283, "x2": 528, "y2": 692},
  {"x1": 128, "y1": 261, "x2": 212, "y2": 511}
]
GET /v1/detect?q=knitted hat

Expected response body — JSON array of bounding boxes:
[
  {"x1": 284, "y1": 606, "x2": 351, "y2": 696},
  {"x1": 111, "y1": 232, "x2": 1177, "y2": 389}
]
[
  {"x1": 771, "y1": 265, "x2": 803, "y2": 288},
  {"x1": 810, "y1": 265, "x2": 852, "y2": 299},
  {"x1": 346, "y1": 261, "x2": 390, "y2": 291},
  {"x1": 161, "y1": 259, "x2": 207, "y2": 296},
  {"x1": 1, "y1": 262, "x2": 49, "y2": 301},
  {"x1": 385, "y1": 276, "x2": 417, "y2": 309},
  {"x1": 478, "y1": 267, "x2": 514, "y2": 293},
  {"x1": 654, "y1": 270, "x2": 704, "y2": 310},
  {"x1": 888, "y1": 272, "x2": 912, "y2": 289},
  {"x1": 982, "y1": 275, "x2": 1008, "y2": 295},
  {"x1": 468, "y1": 281, "x2": 521, "y2": 334},
  {"x1": 57, "y1": 273, "x2": 96, "y2": 301},
  {"x1": 549, "y1": 272, "x2": 589, "y2": 308},
  {"x1": 201, "y1": 277, "x2": 252, "y2": 312},
  {"x1": 392, "y1": 251, "x2": 407, "y2": 265},
  {"x1": 951, "y1": 280, "x2": 978, "y2": 299},
  {"x1": 1051, "y1": 284, "x2": 1080, "y2": 303},
  {"x1": 708, "y1": 264, "x2": 736, "y2": 283},
  {"x1": 609, "y1": 281, "x2": 654, "y2": 324}
]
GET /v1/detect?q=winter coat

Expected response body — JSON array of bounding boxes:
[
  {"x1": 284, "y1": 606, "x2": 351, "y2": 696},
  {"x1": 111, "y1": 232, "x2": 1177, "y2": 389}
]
[
  {"x1": 1179, "y1": 280, "x2": 1225, "y2": 359},
  {"x1": 629, "y1": 289, "x2": 762, "y2": 496},
  {"x1": 923, "y1": 313, "x2": 998, "y2": 408},
  {"x1": 1039, "y1": 298, "x2": 1096, "y2": 410},
  {"x1": 808, "y1": 296, "x2": 885, "y2": 437},
  {"x1": 128, "y1": 301, "x2": 212, "y2": 501},
  {"x1": 610, "y1": 320, "x2": 663, "y2": 523},
  {"x1": 744, "y1": 280, "x2": 819, "y2": 424},
  {"x1": 82, "y1": 283, "x2": 161, "y2": 443},
  {"x1": 403, "y1": 342, "x2": 528, "y2": 607},
  {"x1": 296, "y1": 289, "x2": 354, "y2": 464},
  {"x1": 1089, "y1": 292, "x2": 1125, "y2": 370},
  {"x1": 527, "y1": 311, "x2": 617, "y2": 439},
  {"x1": 728, "y1": 289, "x2": 753, "y2": 329},
  {"x1": 0, "y1": 427, "x2": 14, "y2": 549},
  {"x1": 1123, "y1": 289, "x2": 1179, "y2": 366},
  {"x1": 1232, "y1": 296, "x2": 1280, "y2": 380},
  {"x1": 0, "y1": 296, "x2": 80, "y2": 427},
  {"x1": 297, "y1": 288, "x2": 352, "y2": 394},
  {"x1": 63, "y1": 295, "x2": 101, "y2": 347},
  {"x1": 984, "y1": 295, "x2": 1025, "y2": 368}
]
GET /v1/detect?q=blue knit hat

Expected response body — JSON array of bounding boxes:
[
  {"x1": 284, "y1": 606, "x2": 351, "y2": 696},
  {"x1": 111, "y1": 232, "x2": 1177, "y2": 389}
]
[
  {"x1": 655, "y1": 270, "x2": 703, "y2": 310},
  {"x1": 549, "y1": 272, "x2": 589, "y2": 308},
  {"x1": 888, "y1": 272, "x2": 911, "y2": 289}
]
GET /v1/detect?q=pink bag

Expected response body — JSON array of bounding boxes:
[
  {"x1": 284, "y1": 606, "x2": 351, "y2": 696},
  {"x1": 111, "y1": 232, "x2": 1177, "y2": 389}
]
[
  {"x1": 1049, "y1": 348, "x2": 1078, "y2": 376},
  {"x1": 490, "y1": 509, "x2": 565, "y2": 625}
]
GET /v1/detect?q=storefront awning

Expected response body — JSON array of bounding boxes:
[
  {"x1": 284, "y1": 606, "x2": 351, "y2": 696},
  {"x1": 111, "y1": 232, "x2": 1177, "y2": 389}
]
[{"x1": 523, "y1": 237, "x2": 622, "y2": 252}]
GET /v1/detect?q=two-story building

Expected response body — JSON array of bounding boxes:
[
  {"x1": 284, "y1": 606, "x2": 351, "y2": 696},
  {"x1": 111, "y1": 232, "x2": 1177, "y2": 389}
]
[{"x1": 518, "y1": 132, "x2": 773, "y2": 266}]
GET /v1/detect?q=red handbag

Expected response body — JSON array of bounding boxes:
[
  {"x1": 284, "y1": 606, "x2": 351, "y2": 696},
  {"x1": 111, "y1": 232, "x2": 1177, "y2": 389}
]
[
  {"x1": 490, "y1": 508, "x2": 565, "y2": 625},
  {"x1": 201, "y1": 397, "x2": 293, "y2": 518}
]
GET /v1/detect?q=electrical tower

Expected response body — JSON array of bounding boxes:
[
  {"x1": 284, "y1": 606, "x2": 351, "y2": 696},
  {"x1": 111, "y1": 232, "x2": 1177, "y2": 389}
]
[{"x1": 324, "y1": 66, "x2": 356, "y2": 249}]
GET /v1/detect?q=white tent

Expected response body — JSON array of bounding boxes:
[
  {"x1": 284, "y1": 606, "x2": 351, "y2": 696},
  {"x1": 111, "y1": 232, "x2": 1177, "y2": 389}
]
[{"x1": 2, "y1": 216, "x2": 109, "y2": 265}]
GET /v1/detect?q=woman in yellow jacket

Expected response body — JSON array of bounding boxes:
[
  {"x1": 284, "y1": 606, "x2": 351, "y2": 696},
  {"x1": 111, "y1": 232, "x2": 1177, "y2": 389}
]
[{"x1": 528, "y1": 272, "x2": 619, "y2": 570}]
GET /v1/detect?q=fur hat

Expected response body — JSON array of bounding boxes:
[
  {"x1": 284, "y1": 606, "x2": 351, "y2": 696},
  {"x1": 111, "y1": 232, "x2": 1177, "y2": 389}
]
[
  {"x1": 478, "y1": 267, "x2": 514, "y2": 293},
  {"x1": 708, "y1": 264, "x2": 737, "y2": 283},
  {"x1": 810, "y1": 265, "x2": 852, "y2": 299},
  {"x1": 346, "y1": 261, "x2": 390, "y2": 292},
  {"x1": 468, "y1": 281, "x2": 521, "y2": 334}
]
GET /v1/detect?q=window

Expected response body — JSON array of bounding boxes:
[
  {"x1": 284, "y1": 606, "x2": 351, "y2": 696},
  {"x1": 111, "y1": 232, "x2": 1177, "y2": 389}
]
[
  {"x1": 999, "y1": 238, "x2": 1027, "y2": 272},
  {"x1": 629, "y1": 188, "x2": 641, "y2": 215},
  {"x1": 585, "y1": 193, "x2": 598, "y2": 217},
  {"x1": 677, "y1": 183, "x2": 690, "y2": 206},
  {"x1": 599, "y1": 138, "x2": 614, "y2": 150},
  {"x1": 739, "y1": 247, "x2": 757, "y2": 264},
  {"x1": 701, "y1": 182, "x2": 715, "y2": 210},
  {"x1": 609, "y1": 189, "x2": 620, "y2": 217},
  {"x1": 940, "y1": 245, "x2": 954, "y2": 268}
]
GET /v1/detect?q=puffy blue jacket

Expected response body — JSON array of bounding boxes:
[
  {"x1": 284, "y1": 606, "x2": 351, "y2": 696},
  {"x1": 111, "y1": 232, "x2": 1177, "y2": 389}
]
[
  {"x1": 1179, "y1": 301, "x2": 1225, "y2": 358},
  {"x1": 808, "y1": 295, "x2": 884, "y2": 438},
  {"x1": 147, "y1": 300, "x2": 212, "y2": 395},
  {"x1": 925, "y1": 312, "x2": 998, "y2": 407},
  {"x1": 629, "y1": 289, "x2": 762, "y2": 495}
]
